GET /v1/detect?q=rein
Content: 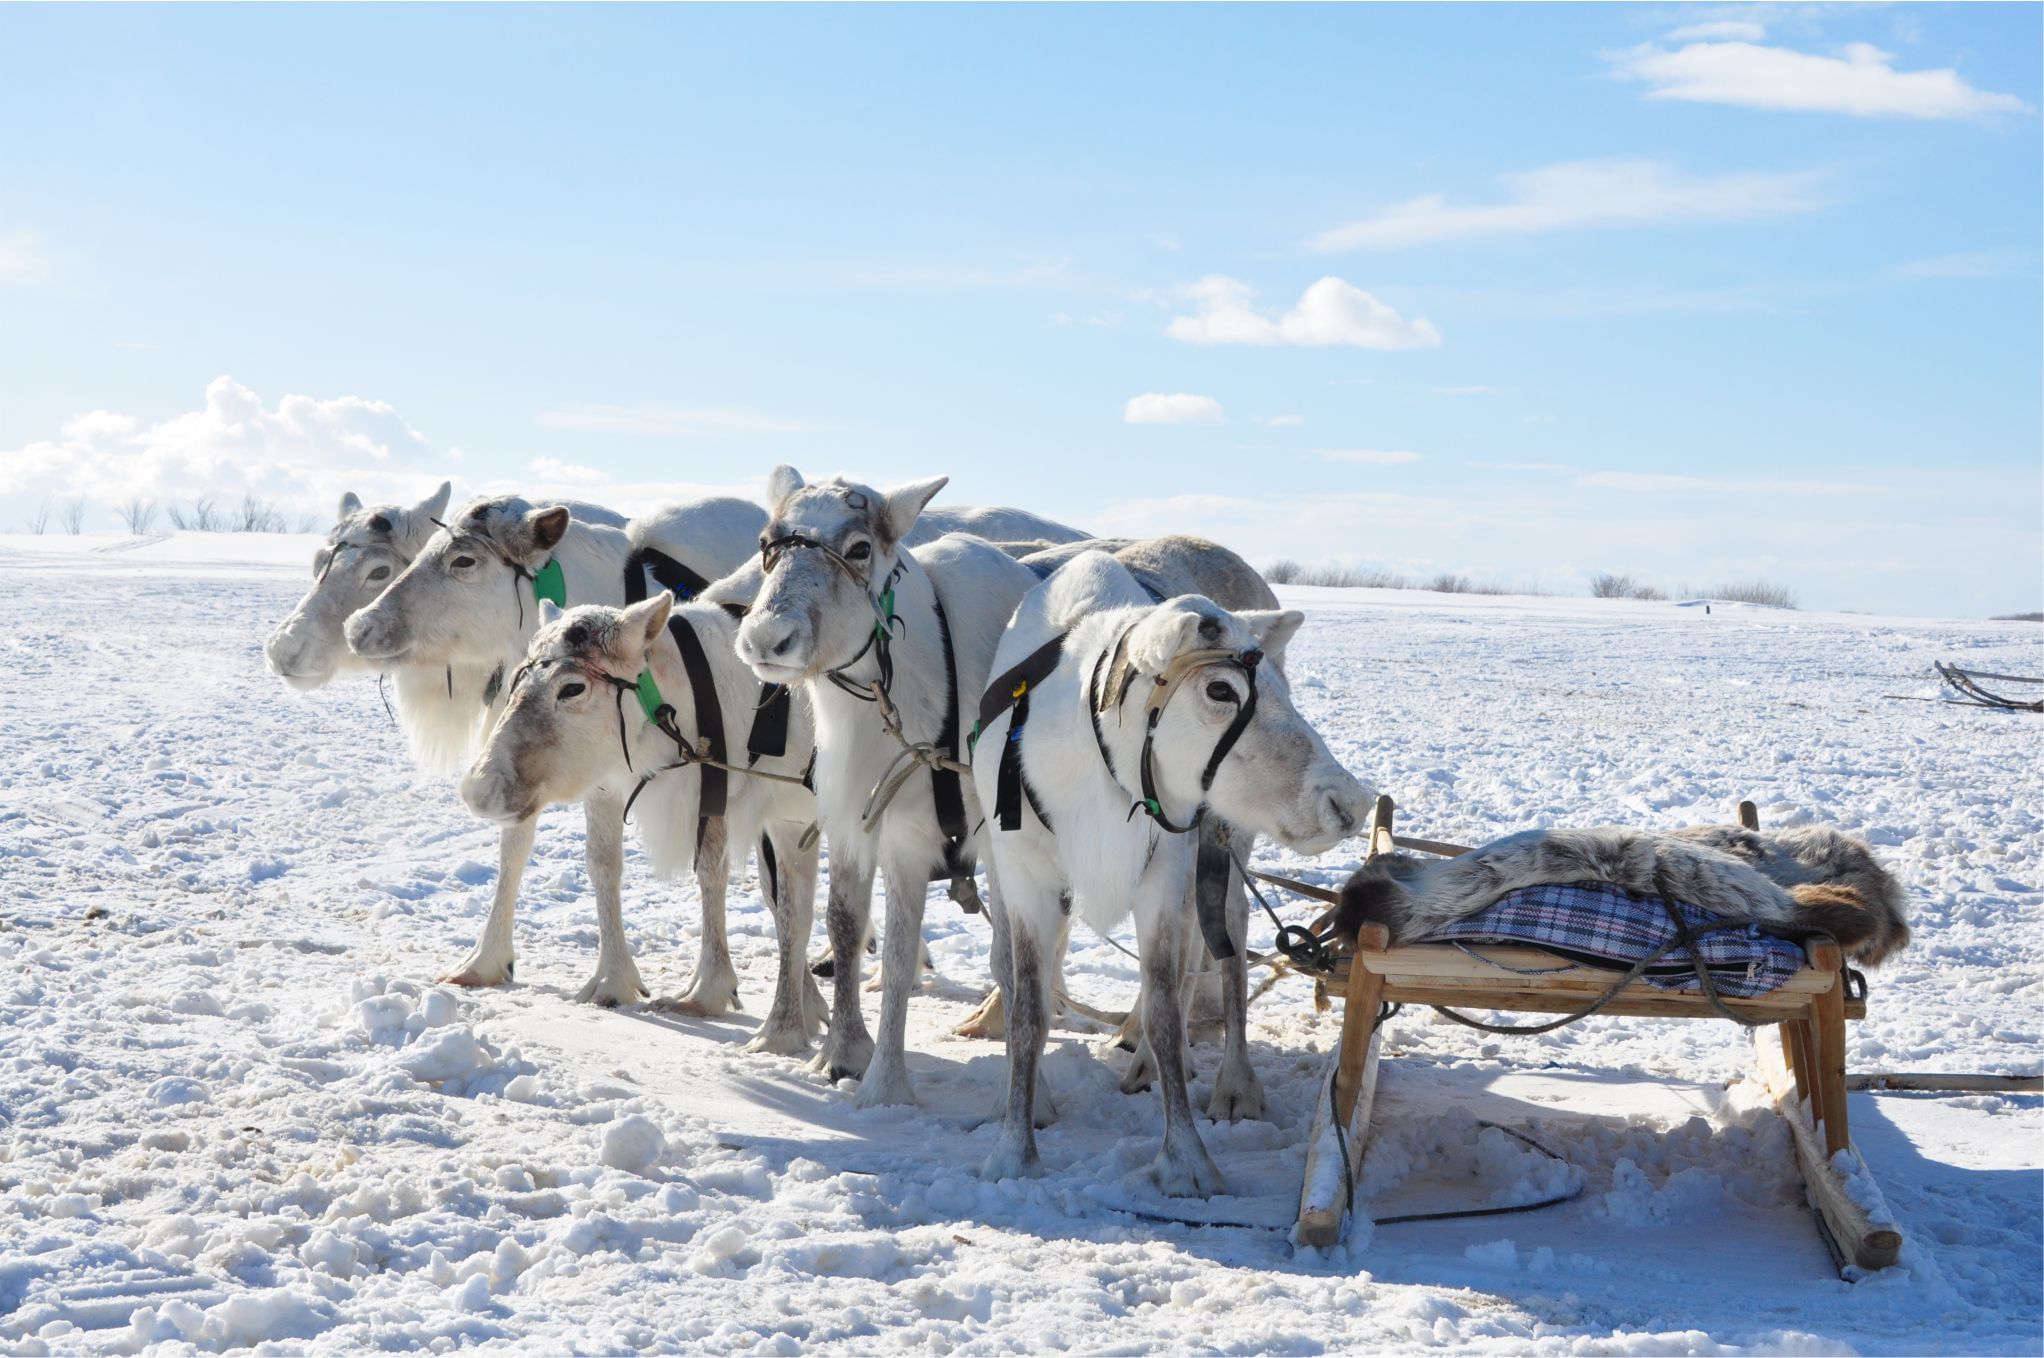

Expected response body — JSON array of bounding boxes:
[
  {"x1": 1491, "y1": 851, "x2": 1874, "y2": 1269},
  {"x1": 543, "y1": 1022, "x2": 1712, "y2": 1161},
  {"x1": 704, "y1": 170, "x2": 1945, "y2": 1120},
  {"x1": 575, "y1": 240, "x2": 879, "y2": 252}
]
[{"x1": 1089, "y1": 624, "x2": 1265, "y2": 836}]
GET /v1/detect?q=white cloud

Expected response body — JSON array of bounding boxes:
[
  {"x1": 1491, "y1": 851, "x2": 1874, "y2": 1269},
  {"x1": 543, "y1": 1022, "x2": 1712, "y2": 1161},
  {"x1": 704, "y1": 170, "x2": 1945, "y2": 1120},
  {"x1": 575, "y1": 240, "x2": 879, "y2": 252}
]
[
  {"x1": 1311, "y1": 159, "x2": 1825, "y2": 251},
  {"x1": 1166, "y1": 275, "x2": 1442, "y2": 349},
  {"x1": 0, "y1": 231, "x2": 50, "y2": 286},
  {"x1": 528, "y1": 457, "x2": 609, "y2": 485},
  {"x1": 1607, "y1": 38, "x2": 2031, "y2": 121},
  {"x1": 0, "y1": 376, "x2": 439, "y2": 516},
  {"x1": 1124, "y1": 393, "x2": 1225, "y2": 425},
  {"x1": 1433, "y1": 385, "x2": 1501, "y2": 397},
  {"x1": 536, "y1": 404, "x2": 827, "y2": 438},
  {"x1": 1255, "y1": 414, "x2": 1306, "y2": 427},
  {"x1": 1667, "y1": 19, "x2": 1767, "y2": 43},
  {"x1": 1319, "y1": 448, "x2": 1422, "y2": 465}
]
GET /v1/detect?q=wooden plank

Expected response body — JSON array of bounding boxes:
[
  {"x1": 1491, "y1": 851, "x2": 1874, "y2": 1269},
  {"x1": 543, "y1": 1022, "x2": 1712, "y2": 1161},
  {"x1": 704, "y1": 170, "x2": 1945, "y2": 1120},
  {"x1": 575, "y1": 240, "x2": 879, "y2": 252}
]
[
  {"x1": 1754, "y1": 1029, "x2": 1904, "y2": 1274},
  {"x1": 1367, "y1": 795, "x2": 1397, "y2": 861},
  {"x1": 1297, "y1": 1024, "x2": 1381, "y2": 1247},
  {"x1": 1375, "y1": 983, "x2": 1817, "y2": 1020},
  {"x1": 1350, "y1": 944, "x2": 1835, "y2": 994}
]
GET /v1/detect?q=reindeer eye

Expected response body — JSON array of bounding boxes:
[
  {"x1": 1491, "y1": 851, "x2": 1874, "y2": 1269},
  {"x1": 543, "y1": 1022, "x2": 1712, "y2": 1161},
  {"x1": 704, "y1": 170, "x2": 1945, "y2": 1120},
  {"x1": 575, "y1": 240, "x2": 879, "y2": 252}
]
[
  {"x1": 1205, "y1": 680, "x2": 1237, "y2": 704},
  {"x1": 366, "y1": 565, "x2": 391, "y2": 582},
  {"x1": 846, "y1": 541, "x2": 871, "y2": 561},
  {"x1": 451, "y1": 555, "x2": 476, "y2": 569},
  {"x1": 558, "y1": 681, "x2": 586, "y2": 701}
]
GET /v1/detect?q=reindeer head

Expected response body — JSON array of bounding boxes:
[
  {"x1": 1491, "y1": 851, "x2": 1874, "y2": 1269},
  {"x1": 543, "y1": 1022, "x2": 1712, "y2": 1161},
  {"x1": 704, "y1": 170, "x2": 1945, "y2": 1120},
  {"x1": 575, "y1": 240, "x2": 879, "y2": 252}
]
[
  {"x1": 266, "y1": 482, "x2": 450, "y2": 690},
  {"x1": 1105, "y1": 598, "x2": 1367, "y2": 855},
  {"x1": 461, "y1": 596, "x2": 672, "y2": 823},
  {"x1": 735, "y1": 464, "x2": 947, "y2": 685},
  {"x1": 345, "y1": 495, "x2": 571, "y2": 668}
]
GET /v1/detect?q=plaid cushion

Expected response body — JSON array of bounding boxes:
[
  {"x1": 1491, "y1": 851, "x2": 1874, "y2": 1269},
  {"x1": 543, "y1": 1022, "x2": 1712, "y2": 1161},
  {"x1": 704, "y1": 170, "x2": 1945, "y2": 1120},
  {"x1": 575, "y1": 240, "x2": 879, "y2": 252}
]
[{"x1": 1418, "y1": 881, "x2": 1808, "y2": 998}]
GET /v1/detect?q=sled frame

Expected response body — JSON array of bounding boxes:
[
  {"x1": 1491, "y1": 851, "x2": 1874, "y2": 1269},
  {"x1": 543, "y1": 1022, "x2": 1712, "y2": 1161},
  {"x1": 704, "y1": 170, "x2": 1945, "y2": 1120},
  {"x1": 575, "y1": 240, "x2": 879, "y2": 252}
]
[{"x1": 1295, "y1": 796, "x2": 1903, "y2": 1275}]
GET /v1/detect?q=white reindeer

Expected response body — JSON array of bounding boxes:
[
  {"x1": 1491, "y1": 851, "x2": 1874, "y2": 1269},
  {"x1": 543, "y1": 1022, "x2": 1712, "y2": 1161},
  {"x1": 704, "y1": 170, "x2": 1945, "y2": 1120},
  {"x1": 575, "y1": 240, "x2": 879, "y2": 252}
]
[
  {"x1": 983, "y1": 535, "x2": 1297, "y2": 1123},
  {"x1": 265, "y1": 482, "x2": 467, "y2": 690},
  {"x1": 734, "y1": 466, "x2": 1040, "y2": 1109},
  {"x1": 343, "y1": 493, "x2": 763, "y2": 1003},
  {"x1": 461, "y1": 593, "x2": 830, "y2": 1052},
  {"x1": 972, "y1": 550, "x2": 1368, "y2": 1195}
]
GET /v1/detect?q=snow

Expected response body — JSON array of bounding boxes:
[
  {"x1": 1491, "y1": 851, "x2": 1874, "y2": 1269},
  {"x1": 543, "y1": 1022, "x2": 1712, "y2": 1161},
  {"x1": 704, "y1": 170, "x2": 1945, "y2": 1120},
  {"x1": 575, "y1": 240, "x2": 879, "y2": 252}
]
[{"x1": 1, "y1": 532, "x2": 2039, "y2": 1354}]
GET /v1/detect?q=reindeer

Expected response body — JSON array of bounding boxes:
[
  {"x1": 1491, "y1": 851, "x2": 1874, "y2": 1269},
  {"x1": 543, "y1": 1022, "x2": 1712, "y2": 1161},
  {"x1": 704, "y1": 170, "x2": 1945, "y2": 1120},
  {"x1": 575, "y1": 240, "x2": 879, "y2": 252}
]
[
  {"x1": 461, "y1": 593, "x2": 831, "y2": 1052},
  {"x1": 266, "y1": 482, "x2": 466, "y2": 691},
  {"x1": 965, "y1": 535, "x2": 1300, "y2": 1122},
  {"x1": 734, "y1": 466, "x2": 1042, "y2": 1109},
  {"x1": 971, "y1": 550, "x2": 1368, "y2": 1195},
  {"x1": 343, "y1": 493, "x2": 763, "y2": 1004}
]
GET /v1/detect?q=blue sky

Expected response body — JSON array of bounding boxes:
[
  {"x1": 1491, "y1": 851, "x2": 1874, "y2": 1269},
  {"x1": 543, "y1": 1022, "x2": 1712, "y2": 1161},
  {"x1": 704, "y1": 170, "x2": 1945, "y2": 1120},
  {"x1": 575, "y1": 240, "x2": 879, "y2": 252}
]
[{"x1": 2, "y1": 3, "x2": 2038, "y2": 616}]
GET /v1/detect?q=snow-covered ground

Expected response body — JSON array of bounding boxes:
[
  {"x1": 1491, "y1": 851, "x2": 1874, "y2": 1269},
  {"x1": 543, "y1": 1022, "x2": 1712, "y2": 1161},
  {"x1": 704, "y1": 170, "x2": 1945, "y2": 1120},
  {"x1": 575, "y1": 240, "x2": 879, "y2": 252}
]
[{"x1": 2, "y1": 531, "x2": 2038, "y2": 1355}]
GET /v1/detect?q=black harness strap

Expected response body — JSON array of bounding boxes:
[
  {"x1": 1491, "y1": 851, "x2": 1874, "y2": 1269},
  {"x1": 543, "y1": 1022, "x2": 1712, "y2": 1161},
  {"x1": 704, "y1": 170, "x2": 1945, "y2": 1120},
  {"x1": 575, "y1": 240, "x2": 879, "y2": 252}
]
[
  {"x1": 747, "y1": 684, "x2": 792, "y2": 762},
  {"x1": 974, "y1": 633, "x2": 1067, "y2": 832},
  {"x1": 928, "y1": 593, "x2": 974, "y2": 892},
  {"x1": 665, "y1": 613, "x2": 729, "y2": 830},
  {"x1": 626, "y1": 545, "x2": 713, "y2": 604}
]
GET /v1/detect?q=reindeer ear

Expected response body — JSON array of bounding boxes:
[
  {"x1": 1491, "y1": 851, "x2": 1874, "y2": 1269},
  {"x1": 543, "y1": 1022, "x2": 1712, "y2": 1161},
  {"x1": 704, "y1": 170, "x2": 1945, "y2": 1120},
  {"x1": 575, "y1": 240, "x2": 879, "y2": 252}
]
[
  {"x1": 538, "y1": 598, "x2": 565, "y2": 626},
  {"x1": 765, "y1": 465, "x2": 805, "y2": 509},
  {"x1": 416, "y1": 481, "x2": 451, "y2": 523},
  {"x1": 1125, "y1": 607, "x2": 1205, "y2": 679},
  {"x1": 1238, "y1": 608, "x2": 1305, "y2": 658},
  {"x1": 881, "y1": 476, "x2": 948, "y2": 544},
  {"x1": 619, "y1": 593, "x2": 673, "y2": 656},
  {"x1": 526, "y1": 506, "x2": 571, "y2": 554},
  {"x1": 338, "y1": 491, "x2": 363, "y2": 521}
]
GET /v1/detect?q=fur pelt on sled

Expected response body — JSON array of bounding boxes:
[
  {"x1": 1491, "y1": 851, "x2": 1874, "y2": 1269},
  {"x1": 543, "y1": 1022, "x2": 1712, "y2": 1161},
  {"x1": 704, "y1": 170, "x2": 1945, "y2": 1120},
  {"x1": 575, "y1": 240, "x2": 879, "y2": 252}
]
[{"x1": 1334, "y1": 823, "x2": 1910, "y2": 965}]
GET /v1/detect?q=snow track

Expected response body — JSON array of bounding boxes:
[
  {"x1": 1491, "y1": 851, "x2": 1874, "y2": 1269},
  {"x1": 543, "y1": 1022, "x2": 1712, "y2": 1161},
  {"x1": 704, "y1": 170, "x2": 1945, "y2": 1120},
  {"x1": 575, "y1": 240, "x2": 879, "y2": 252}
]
[{"x1": 1, "y1": 534, "x2": 2037, "y2": 1353}]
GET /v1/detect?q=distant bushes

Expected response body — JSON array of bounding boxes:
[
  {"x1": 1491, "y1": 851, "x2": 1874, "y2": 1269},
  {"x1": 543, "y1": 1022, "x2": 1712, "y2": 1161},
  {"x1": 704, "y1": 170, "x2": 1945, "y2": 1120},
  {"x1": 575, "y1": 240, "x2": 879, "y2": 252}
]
[
  {"x1": 1707, "y1": 580, "x2": 1798, "y2": 610},
  {"x1": 118, "y1": 497, "x2": 159, "y2": 535},
  {"x1": 1590, "y1": 572, "x2": 1665, "y2": 601},
  {"x1": 1264, "y1": 559, "x2": 1511, "y2": 595},
  {"x1": 155, "y1": 494, "x2": 315, "y2": 533},
  {"x1": 1990, "y1": 611, "x2": 2043, "y2": 623}
]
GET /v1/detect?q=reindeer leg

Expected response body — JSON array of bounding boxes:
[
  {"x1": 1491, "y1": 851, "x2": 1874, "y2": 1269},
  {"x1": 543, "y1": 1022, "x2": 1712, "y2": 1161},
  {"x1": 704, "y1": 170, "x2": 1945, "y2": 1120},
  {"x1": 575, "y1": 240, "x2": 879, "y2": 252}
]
[
  {"x1": 747, "y1": 821, "x2": 820, "y2": 1056},
  {"x1": 813, "y1": 852, "x2": 876, "y2": 1083},
  {"x1": 575, "y1": 790, "x2": 647, "y2": 1008},
  {"x1": 1207, "y1": 825, "x2": 1266, "y2": 1122},
  {"x1": 1136, "y1": 870, "x2": 1223, "y2": 1198},
  {"x1": 658, "y1": 818, "x2": 739, "y2": 1016},
  {"x1": 852, "y1": 858, "x2": 926, "y2": 1109},
  {"x1": 983, "y1": 862, "x2": 1059, "y2": 1180},
  {"x1": 441, "y1": 816, "x2": 537, "y2": 987}
]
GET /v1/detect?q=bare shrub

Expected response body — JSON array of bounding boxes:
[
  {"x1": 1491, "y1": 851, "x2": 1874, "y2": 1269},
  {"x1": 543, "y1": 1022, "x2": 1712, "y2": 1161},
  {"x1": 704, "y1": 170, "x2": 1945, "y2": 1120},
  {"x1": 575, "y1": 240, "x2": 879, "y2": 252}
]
[
  {"x1": 60, "y1": 497, "x2": 87, "y2": 534},
  {"x1": 118, "y1": 497, "x2": 159, "y2": 535},
  {"x1": 1591, "y1": 572, "x2": 1635, "y2": 599},
  {"x1": 26, "y1": 496, "x2": 52, "y2": 534},
  {"x1": 167, "y1": 496, "x2": 222, "y2": 532},
  {"x1": 1990, "y1": 611, "x2": 2043, "y2": 623},
  {"x1": 1592, "y1": 572, "x2": 1667, "y2": 601},
  {"x1": 235, "y1": 493, "x2": 287, "y2": 533},
  {"x1": 1711, "y1": 580, "x2": 1798, "y2": 610},
  {"x1": 294, "y1": 512, "x2": 321, "y2": 533},
  {"x1": 1264, "y1": 559, "x2": 1302, "y2": 585},
  {"x1": 1298, "y1": 564, "x2": 1410, "y2": 589}
]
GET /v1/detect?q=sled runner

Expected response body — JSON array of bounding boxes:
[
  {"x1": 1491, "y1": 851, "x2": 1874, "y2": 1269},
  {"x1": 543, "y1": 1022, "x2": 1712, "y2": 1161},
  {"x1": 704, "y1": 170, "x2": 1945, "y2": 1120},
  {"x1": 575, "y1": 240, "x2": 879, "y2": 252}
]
[{"x1": 1291, "y1": 796, "x2": 1903, "y2": 1277}]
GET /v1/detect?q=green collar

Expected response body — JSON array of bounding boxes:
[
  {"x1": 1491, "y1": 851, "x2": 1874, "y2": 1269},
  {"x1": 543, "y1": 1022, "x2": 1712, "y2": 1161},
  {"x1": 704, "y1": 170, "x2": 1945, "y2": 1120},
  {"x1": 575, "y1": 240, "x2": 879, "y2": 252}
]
[
  {"x1": 531, "y1": 558, "x2": 567, "y2": 608},
  {"x1": 634, "y1": 668, "x2": 666, "y2": 723}
]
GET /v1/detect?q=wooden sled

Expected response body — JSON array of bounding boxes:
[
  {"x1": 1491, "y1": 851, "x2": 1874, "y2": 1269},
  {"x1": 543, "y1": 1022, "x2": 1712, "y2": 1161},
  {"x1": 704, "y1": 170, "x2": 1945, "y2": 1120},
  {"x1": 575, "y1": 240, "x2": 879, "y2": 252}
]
[{"x1": 1294, "y1": 796, "x2": 1904, "y2": 1276}]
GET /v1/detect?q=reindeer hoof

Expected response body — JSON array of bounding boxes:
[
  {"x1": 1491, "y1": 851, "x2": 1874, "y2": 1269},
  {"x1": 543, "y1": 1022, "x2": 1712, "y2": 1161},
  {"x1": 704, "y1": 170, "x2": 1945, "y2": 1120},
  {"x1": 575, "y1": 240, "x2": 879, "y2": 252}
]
[
  {"x1": 852, "y1": 1064, "x2": 916, "y2": 1110},
  {"x1": 650, "y1": 995, "x2": 714, "y2": 1017},
  {"x1": 1206, "y1": 1068, "x2": 1267, "y2": 1123},
  {"x1": 981, "y1": 1141, "x2": 1044, "y2": 1183},
  {"x1": 953, "y1": 990, "x2": 1006, "y2": 1040},
  {"x1": 744, "y1": 1024, "x2": 812, "y2": 1057},
  {"x1": 1150, "y1": 1148, "x2": 1226, "y2": 1199}
]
